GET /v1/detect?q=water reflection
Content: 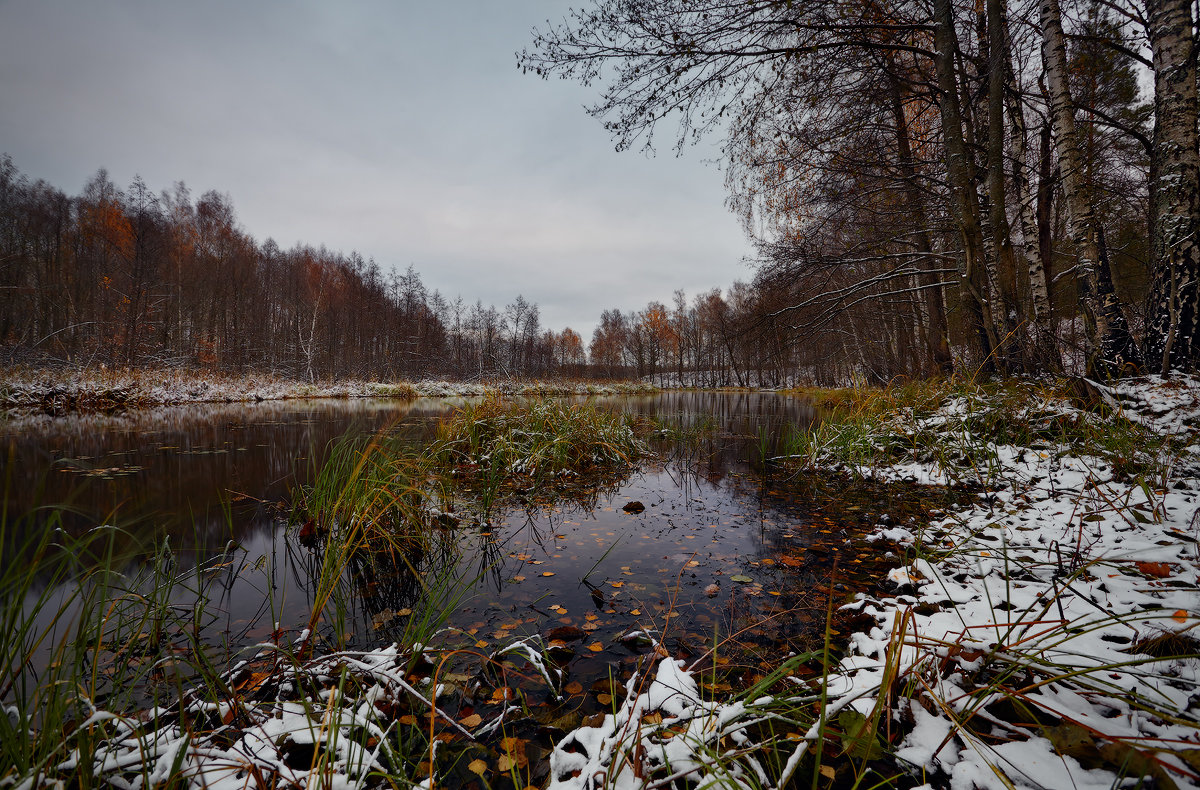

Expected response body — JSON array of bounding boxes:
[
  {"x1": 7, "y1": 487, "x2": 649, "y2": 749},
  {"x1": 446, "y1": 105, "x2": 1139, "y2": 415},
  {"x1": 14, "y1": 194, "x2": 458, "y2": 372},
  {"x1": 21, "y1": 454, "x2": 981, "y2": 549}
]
[
  {"x1": 0, "y1": 398, "x2": 460, "y2": 549},
  {"x1": 6, "y1": 392, "x2": 920, "y2": 704}
]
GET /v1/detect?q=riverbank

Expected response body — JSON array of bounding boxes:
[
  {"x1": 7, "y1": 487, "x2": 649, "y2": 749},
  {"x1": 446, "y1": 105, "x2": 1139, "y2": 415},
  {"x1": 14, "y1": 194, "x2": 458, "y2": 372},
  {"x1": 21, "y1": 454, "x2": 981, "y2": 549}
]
[
  {"x1": 0, "y1": 366, "x2": 659, "y2": 416},
  {"x1": 4, "y1": 375, "x2": 1197, "y2": 788},
  {"x1": 791, "y1": 375, "x2": 1200, "y2": 787}
]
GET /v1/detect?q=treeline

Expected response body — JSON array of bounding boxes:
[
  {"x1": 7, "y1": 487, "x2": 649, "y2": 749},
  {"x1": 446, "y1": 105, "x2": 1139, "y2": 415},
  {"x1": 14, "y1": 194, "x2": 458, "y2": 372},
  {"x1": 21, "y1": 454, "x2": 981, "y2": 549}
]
[
  {"x1": 589, "y1": 285, "x2": 824, "y2": 387},
  {"x1": 523, "y1": 0, "x2": 1200, "y2": 380},
  {"x1": 0, "y1": 156, "x2": 587, "y2": 380}
]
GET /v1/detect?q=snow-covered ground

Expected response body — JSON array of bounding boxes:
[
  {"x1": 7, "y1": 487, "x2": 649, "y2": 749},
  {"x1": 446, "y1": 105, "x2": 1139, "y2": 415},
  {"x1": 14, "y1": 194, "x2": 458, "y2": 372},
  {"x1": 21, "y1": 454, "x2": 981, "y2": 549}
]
[
  {"x1": 0, "y1": 367, "x2": 657, "y2": 414},
  {"x1": 822, "y1": 377, "x2": 1200, "y2": 789}
]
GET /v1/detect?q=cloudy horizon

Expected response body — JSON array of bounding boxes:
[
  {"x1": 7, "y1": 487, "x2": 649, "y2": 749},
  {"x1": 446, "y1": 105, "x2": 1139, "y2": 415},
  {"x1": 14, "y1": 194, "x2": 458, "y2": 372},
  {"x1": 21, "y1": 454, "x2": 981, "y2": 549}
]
[{"x1": 0, "y1": 0, "x2": 758, "y2": 341}]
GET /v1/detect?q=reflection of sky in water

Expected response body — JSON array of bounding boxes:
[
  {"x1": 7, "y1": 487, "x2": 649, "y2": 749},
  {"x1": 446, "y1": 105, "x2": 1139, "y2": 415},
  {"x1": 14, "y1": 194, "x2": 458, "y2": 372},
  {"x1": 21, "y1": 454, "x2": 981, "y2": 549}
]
[{"x1": 8, "y1": 393, "x2": 911, "y2": 701}]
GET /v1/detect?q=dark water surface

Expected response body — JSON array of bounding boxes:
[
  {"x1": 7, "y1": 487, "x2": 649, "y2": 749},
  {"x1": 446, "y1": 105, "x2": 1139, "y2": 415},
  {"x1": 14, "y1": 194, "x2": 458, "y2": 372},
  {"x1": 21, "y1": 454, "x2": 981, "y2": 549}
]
[{"x1": 3, "y1": 392, "x2": 918, "y2": 708}]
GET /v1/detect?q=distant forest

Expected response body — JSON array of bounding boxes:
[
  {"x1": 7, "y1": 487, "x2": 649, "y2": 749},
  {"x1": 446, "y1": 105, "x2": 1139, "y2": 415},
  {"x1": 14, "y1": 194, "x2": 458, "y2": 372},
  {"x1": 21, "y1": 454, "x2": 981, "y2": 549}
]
[
  {"x1": 0, "y1": 157, "x2": 583, "y2": 381},
  {"x1": 0, "y1": 155, "x2": 847, "y2": 386}
]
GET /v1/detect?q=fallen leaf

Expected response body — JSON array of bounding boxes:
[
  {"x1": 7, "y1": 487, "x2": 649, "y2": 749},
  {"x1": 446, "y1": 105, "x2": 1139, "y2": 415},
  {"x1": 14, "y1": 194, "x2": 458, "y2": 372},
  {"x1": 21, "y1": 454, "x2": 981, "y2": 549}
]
[
  {"x1": 588, "y1": 642, "x2": 604, "y2": 652},
  {"x1": 565, "y1": 681, "x2": 583, "y2": 695},
  {"x1": 498, "y1": 738, "x2": 529, "y2": 769},
  {"x1": 548, "y1": 625, "x2": 586, "y2": 641},
  {"x1": 468, "y1": 759, "x2": 487, "y2": 776},
  {"x1": 542, "y1": 571, "x2": 556, "y2": 577},
  {"x1": 1135, "y1": 561, "x2": 1172, "y2": 578},
  {"x1": 820, "y1": 765, "x2": 836, "y2": 780},
  {"x1": 610, "y1": 581, "x2": 624, "y2": 588},
  {"x1": 597, "y1": 692, "x2": 613, "y2": 705},
  {"x1": 730, "y1": 574, "x2": 753, "y2": 584},
  {"x1": 513, "y1": 575, "x2": 526, "y2": 582},
  {"x1": 461, "y1": 713, "x2": 483, "y2": 728}
]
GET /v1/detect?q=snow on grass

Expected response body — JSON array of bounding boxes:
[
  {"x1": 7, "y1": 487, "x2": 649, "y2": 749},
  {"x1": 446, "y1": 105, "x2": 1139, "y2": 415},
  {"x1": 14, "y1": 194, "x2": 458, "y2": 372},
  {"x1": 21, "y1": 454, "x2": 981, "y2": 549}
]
[
  {"x1": 40, "y1": 642, "x2": 466, "y2": 790},
  {"x1": 0, "y1": 365, "x2": 659, "y2": 415},
  {"x1": 815, "y1": 376, "x2": 1200, "y2": 788},
  {"x1": 547, "y1": 652, "x2": 820, "y2": 790}
]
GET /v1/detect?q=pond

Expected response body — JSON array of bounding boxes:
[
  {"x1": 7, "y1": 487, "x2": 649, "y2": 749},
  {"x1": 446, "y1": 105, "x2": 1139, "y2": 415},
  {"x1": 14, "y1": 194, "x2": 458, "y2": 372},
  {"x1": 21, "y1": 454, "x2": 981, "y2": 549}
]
[{"x1": 2, "y1": 392, "x2": 926, "y2": 717}]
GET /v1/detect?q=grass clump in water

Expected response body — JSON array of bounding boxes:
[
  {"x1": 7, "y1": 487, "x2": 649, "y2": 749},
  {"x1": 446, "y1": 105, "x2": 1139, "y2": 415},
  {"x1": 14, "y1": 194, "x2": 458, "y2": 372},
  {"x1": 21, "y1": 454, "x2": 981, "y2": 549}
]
[
  {"x1": 432, "y1": 394, "x2": 645, "y2": 491},
  {"x1": 297, "y1": 395, "x2": 646, "y2": 539}
]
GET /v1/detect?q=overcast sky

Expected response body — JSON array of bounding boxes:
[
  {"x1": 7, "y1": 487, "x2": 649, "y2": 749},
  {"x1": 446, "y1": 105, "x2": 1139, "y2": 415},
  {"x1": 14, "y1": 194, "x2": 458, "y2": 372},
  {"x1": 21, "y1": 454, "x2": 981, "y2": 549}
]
[{"x1": 0, "y1": 0, "x2": 757, "y2": 339}]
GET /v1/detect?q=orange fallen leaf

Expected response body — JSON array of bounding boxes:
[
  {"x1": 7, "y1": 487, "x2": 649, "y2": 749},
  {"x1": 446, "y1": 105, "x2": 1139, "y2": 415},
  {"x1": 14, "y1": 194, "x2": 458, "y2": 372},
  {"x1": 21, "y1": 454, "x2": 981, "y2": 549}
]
[
  {"x1": 1135, "y1": 561, "x2": 1172, "y2": 578},
  {"x1": 587, "y1": 642, "x2": 604, "y2": 652},
  {"x1": 468, "y1": 759, "x2": 487, "y2": 776},
  {"x1": 565, "y1": 681, "x2": 583, "y2": 694},
  {"x1": 542, "y1": 571, "x2": 556, "y2": 577},
  {"x1": 597, "y1": 692, "x2": 613, "y2": 705},
  {"x1": 610, "y1": 581, "x2": 624, "y2": 588},
  {"x1": 461, "y1": 713, "x2": 483, "y2": 728}
]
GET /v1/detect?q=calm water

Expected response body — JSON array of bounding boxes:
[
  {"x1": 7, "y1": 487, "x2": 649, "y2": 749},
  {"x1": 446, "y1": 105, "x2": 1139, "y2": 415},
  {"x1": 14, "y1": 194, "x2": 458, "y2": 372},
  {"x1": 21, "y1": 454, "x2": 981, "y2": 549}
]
[{"x1": 3, "y1": 392, "x2": 917, "y2": 707}]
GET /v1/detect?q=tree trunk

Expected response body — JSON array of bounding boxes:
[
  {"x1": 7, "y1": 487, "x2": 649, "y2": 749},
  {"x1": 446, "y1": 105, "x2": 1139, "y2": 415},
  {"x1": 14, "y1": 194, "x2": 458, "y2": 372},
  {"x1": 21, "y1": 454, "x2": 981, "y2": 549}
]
[
  {"x1": 887, "y1": 67, "x2": 954, "y2": 376},
  {"x1": 1002, "y1": 25, "x2": 1060, "y2": 370},
  {"x1": 984, "y1": 0, "x2": 1023, "y2": 368},
  {"x1": 1039, "y1": 0, "x2": 1139, "y2": 375},
  {"x1": 1144, "y1": 0, "x2": 1200, "y2": 372},
  {"x1": 934, "y1": 0, "x2": 999, "y2": 371}
]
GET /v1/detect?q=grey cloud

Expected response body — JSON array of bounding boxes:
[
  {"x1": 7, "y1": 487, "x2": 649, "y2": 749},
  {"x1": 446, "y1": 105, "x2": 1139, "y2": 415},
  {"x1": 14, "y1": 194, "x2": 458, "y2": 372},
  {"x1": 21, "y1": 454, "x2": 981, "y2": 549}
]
[{"x1": 0, "y1": 0, "x2": 753, "y2": 341}]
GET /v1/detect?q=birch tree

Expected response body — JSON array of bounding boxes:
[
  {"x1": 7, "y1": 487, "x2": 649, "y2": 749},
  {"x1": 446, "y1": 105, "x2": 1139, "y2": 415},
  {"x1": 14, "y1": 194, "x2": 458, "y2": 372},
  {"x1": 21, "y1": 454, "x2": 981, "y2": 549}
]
[
  {"x1": 1143, "y1": 0, "x2": 1200, "y2": 372},
  {"x1": 1039, "y1": 0, "x2": 1140, "y2": 374}
]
